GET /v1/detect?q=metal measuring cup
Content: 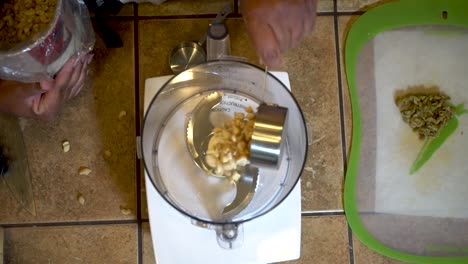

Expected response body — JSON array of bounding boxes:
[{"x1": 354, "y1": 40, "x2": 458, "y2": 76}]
[
  {"x1": 169, "y1": 4, "x2": 231, "y2": 74},
  {"x1": 250, "y1": 103, "x2": 288, "y2": 169}
]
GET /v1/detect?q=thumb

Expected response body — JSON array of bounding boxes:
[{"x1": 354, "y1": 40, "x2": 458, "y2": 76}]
[
  {"x1": 54, "y1": 57, "x2": 76, "y2": 89},
  {"x1": 39, "y1": 79, "x2": 55, "y2": 92},
  {"x1": 244, "y1": 18, "x2": 283, "y2": 69}
]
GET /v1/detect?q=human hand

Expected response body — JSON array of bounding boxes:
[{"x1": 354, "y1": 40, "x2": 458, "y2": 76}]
[
  {"x1": 32, "y1": 53, "x2": 94, "y2": 121},
  {"x1": 240, "y1": 0, "x2": 318, "y2": 69},
  {"x1": 0, "y1": 53, "x2": 93, "y2": 121}
]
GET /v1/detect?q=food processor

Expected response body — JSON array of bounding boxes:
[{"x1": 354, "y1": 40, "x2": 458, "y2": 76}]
[{"x1": 139, "y1": 15, "x2": 308, "y2": 264}]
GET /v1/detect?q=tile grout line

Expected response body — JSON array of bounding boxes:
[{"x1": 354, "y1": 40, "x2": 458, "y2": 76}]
[
  {"x1": 133, "y1": 4, "x2": 144, "y2": 264},
  {"x1": 302, "y1": 210, "x2": 345, "y2": 217},
  {"x1": 98, "y1": 11, "x2": 364, "y2": 21},
  {"x1": 137, "y1": 221, "x2": 143, "y2": 264},
  {"x1": 233, "y1": 0, "x2": 238, "y2": 14},
  {"x1": 0, "y1": 219, "x2": 139, "y2": 229},
  {"x1": 347, "y1": 224, "x2": 355, "y2": 264},
  {"x1": 333, "y1": 1, "x2": 355, "y2": 263},
  {"x1": 333, "y1": 0, "x2": 347, "y2": 172},
  {"x1": 133, "y1": 3, "x2": 142, "y2": 220}
]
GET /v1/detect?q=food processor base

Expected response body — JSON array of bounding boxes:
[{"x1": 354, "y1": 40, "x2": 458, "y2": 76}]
[{"x1": 144, "y1": 73, "x2": 301, "y2": 264}]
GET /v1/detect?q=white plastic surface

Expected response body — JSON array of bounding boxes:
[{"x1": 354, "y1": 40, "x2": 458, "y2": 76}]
[
  {"x1": 372, "y1": 28, "x2": 468, "y2": 218},
  {"x1": 144, "y1": 72, "x2": 301, "y2": 264}
]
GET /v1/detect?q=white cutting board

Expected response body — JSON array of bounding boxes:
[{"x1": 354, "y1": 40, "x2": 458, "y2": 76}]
[{"x1": 373, "y1": 27, "x2": 468, "y2": 218}]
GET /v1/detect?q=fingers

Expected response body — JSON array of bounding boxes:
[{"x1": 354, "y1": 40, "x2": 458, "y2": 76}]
[
  {"x1": 54, "y1": 57, "x2": 76, "y2": 93},
  {"x1": 70, "y1": 53, "x2": 93, "y2": 99},
  {"x1": 242, "y1": 0, "x2": 318, "y2": 69},
  {"x1": 304, "y1": 0, "x2": 317, "y2": 34},
  {"x1": 66, "y1": 59, "x2": 84, "y2": 99},
  {"x1": 244, "y1": 17, "x2": 283, "y2": 69},
  {"x1": 30, "y1": 53, "x2": 94, "y2": 121},
  {"x1": 290, "y1": 18, "x2": 305, "y2": 49},
  {"x1": 70, "y1": 61, "x2": 88, "y2": 99}
]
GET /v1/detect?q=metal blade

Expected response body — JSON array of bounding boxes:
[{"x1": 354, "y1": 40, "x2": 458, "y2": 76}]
[
  {"x1": 185, "y1": 92, "x2": 223, "y2": 173},
  {"x1": 0, "y1": 113, "x2": 36, "y2": 216},
  {"x1": 222, "y1": 166, "x2": 258, "y2": 219}
]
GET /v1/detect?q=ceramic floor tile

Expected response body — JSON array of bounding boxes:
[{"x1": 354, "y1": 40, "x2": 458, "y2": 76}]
[
  {"x1": 89, "y1": 3, "x2": 134, "y2": 16},
  {"x1": 141, "y1": 163, "x2": 149, "y2": 220},
  {"x1": 138, "y1": 19, "x2": 212, "y2": 219},
  {"x1": 236, "y1": 0, "x2": 333, "y2": 13},
  {"x1": 0, "y1": 21, "x2": 137, "y2": 223},
  {"x1": 338, "y1": 16, "x2": 359, "y2": 158},
  {"x1": 142, "y1": 216, "x2": 349, "y2": 264},
  {"x1": 138, "y1": 19, "x2": 258, "y2": 219},
  {"x1": 281, "y1": 16, "x2": 343, "y2": 211},
  {"x1": 353, "y1": 235, "x2": 407, "y2": 264},
  {"x1": 138, "y1": 18, "x2": 256, "y2": 85},
  {"x1": 337, "y1": 0, "x2": 388, "y2": 11},
  {"x1": 282, "y1": 216, "x2": 350, "y2": 264},
  {"x1": 0, "y1": 228, "x2": 3, "y2": 263},
  {"x1": 138, "y1": 18, "x2": 211, "y2": 87},
  {"x1": 138, "y1": 17, "x2": 343, "y2": 212},
  {"x1": 138, "y1": 0, "x2": 234, "y2": 16},
  {"x1": 317, "y1": 0, "x2": 334, "y2": 12},
  {"x1": 119, "y1": 3, "x2": 135, "y2": 16},
  {"x1": 142, "y1": 222, "x2": 156, "y2": 264},
  {"x1": 3, "y1": 224, "x2": 137, "y2": 264}
]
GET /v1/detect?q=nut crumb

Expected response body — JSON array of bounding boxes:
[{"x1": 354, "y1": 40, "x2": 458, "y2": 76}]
[
  {"x1": 118, "y1": 110, "x2": 127, "y2": 120},
  {"x1": 120, "y1": 205, "x2": 131, "y2": 215},
  {"x1": 204, "y1": 107, "x2": 255, "y2": 180},
  {"x1": 78, "y1": 166, "x2": 92, "y2": 176},
  {"x1": 62, "y1": 140, "x2": 70, "y2": 153},
  {"x1": 395, "y1": 87, "x2": 454, "y2": 139},
  {"x1": 104, "y1": 150, "x2": 111, "y2": 157},
  {"x1": 77, "y1": 193, "x2": 85, "y2": 205}
]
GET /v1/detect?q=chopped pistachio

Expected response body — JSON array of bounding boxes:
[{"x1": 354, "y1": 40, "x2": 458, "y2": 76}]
[{"x1": 396, "y1": 91, "x2": 454, "y2": 139}]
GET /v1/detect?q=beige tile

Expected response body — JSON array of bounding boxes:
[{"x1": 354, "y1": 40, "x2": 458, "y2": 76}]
[
  {"x1": 138, "y1": 0, "x2": 234, "y2": 16},
  {"x1": 284, "y1": 216, "x2": 350, "y2": 264},
  {"x1": 138, "y1": 18, "x2": 255, "y2": 83},
  {"x1": 237, "y1": 0, "x2": 333, "y2": 13},
  {"x1": 281, "y1": 16, "x2": 343, "y2": 211},
  {"x1": 142, "y1": 222, "x2": 156, "y2": 264},
  {"x1": 138, "y1": 18, "x2": 255, "y2": 219},
  {"x1": 142, "y1": 216, "x2": 349, "y2": 264},
  {"x1": 3, "y1": 224, "x2": 137, "y2": 264},
  {"x1": 337, "y1": 0, "x2": 390, "y2": 12},
  {"x1": 89, "y1": 3, "x2": 134, "y2": 16},
  {"x1": 138, "y1": 18, "x2": 209, "y2": 87},
  {"x1": 0, "y1": 227, "x2": 3, "y2": 263},
  {"x1": 119, "y1": 3, "x2": 135, "y2": 16},
  {"x1": 141, "y1": 162, "x2": 149, "y2": 219},
  {"x1": 353, "y1": 235, "x2": 407, "y2": 264},
  {"x1": 317, "y1": 0, "x2": 334, "y2": 12},
  {"x1": 139, "y1": 17, "x2": 343, "y2": 212},
  {"x1": 338, "y1": 16, "x2": 359, "y2": 158},
  {"x1": 138, "y1": 18, "x2": 258, "y2": 219},
  {"x1": 0, "y1": 21, "x2": 137, "y2": 223}
]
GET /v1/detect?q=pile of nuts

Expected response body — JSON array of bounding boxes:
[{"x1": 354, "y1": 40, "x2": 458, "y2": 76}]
[
  {"x1": 204, "y1": 106, "x2": 256, "y2": 181},
  {"x1": 396, "y1": 92, "x2": 455, "y2": 139},
  {"x1": 0, "y1": 0, "x2": 57, "y2": 49}
]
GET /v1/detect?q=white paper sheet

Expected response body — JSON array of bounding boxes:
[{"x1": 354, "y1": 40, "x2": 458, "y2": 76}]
[{"x1": 373, "y1": 26, "x2": 468, "y2": 218}]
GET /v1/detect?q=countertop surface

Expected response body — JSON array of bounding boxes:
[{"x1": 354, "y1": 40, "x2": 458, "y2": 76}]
[{"x1": 0, "y1": 0, "x2": 404, "y2": 263}]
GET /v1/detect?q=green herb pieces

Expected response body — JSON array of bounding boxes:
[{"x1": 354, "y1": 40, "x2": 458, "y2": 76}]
[{"x1": 396, "y1": 93, "x2": 455, "y2": 140}]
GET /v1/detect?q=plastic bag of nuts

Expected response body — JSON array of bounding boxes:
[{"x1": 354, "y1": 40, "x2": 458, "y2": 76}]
[{"x1": 0, "y1": 0, "x2": 95, "y2": 83}]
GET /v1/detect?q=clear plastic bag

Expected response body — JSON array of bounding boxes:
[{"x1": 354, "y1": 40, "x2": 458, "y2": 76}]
[{"x1": 0, "y1": 0, "x2": 95, "y2": 83}]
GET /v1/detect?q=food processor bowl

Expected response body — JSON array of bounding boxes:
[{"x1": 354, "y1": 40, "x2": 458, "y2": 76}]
[{"x1": 141, "y1": 60, "x2": 307, "y2": 249}]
